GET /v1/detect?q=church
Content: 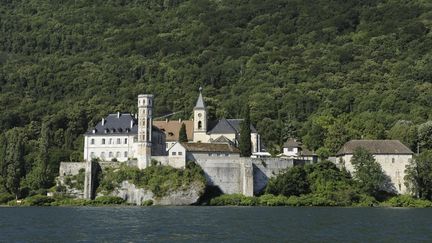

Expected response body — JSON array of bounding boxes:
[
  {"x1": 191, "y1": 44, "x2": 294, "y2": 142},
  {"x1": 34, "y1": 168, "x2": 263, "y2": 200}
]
[
  {"x1": 155, "y1": 88, "x2": 261, "y2": 153},
  {"x1": 83, "y1": 89, "x2": 261, "y2": 169}
]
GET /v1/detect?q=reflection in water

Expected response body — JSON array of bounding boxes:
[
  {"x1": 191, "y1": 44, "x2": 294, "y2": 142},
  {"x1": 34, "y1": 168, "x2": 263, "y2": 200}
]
[{"x1": 0, "y1": 207, "x2": 431, "y2": 242}]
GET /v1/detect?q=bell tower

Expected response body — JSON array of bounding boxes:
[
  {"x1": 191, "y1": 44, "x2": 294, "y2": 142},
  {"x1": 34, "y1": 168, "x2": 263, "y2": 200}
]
[
  {"x1": 193, "y1": 87, "x2": 208, "y2": 142},
  {"x1": 137, "y1": 94, "x2": 153, "y2": 169}
]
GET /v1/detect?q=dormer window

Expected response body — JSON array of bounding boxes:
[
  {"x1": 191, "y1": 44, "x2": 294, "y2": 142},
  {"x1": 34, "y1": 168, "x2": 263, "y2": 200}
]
[
  {"x1": 118, "y1": 128, "x2": 123, "y2": 133},
  {"x1": 104, "y1": 129, "x2": 109, "y2": 133},
  {"x1": 168, "y1": 132, "x2": 174, "y2": 136},
  {"x1": 111, "y1": 129, "x2": 116, "y2": 133}
]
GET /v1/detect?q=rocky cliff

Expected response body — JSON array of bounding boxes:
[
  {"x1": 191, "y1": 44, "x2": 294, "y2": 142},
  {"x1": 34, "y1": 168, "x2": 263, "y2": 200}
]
[{"x1": 108, "y1": 181, "x2": 204, "y2": 206}]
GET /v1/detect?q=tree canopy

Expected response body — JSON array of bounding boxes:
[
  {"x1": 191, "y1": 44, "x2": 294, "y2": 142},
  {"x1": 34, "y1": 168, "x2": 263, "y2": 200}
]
[{"x1": 1, "y1": 0, "x2": 432, "y2": 195}]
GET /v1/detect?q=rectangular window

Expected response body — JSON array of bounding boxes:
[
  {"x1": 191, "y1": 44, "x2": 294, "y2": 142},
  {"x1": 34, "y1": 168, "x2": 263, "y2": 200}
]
[
  {"x1": 172, "y1": 152, "x2": 177, "y2": 156},
  {"x1": 91, "y1": 139, "x2": 95, "y2": 145},
  {"x1": 116, "y1": 152, "x2": 120, "y2": 158},
  {"x1": 225, "y1": 154, "x2": 229, "y2": 157},
  {"x1": 124, "y1": 138, "x2": 128, "y2": 144},
  {"x1": 124, "y1": 151, "x2": 128, "y2": 158},
  {"x1": 109, "y1": 138, "x2": 112, "y2": 144},
  {"x1": 288, "y1": 148, "x2": 293, "y2": 152},
  {"x1": 102, "y1": 139, "x2": 106, "y2": 145},
  {"x1": 109, "y1": 152, "x2": 113, "y2": 158},
  {"x1": 101, "y1": 152, "x2": 105, "y2": 158},
  {"x1": 178, "y1": 152, "x2": 183, "y2": 156},
  {"x1": 117, "y1": 138, "x2": 121, "y2": 144},
  {"x1": 90, "y1": 152, "x2": 95, "y2": 158}
]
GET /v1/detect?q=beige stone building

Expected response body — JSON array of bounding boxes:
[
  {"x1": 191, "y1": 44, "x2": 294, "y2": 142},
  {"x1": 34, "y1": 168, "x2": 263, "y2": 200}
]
[{"x1": 336, "y1": 140, "x2": 414, "y2": 194}]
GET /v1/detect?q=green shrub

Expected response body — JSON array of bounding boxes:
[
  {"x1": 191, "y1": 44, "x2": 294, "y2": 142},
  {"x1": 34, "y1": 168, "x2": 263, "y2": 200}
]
[
  {"x1": 382, "y1": 195, "x2": 432, "y2": 208},
  {"x1": 94, "y1": 196, "x2": 125, "y2": 205},
  {"x1": 142, "y1": 200, "x2": 153, "y2": 206},
  {"x1": 209, "y1": 194, "x2": 254, "y2": 206},
  {"x1": 24, "y1": 195, "x2": 55, "y2": 206},
  {"x1": 258, "y1": 194, "x2": 289, "y2": 206},
  {"x1": 0, "y1": 193, "x2": 14, "y2": 204}
]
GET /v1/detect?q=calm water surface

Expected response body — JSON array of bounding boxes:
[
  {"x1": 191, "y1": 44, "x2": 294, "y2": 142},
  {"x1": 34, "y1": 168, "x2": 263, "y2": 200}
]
[{"x1": 0, "y1": 206, "x2": 431, "y2": 242}]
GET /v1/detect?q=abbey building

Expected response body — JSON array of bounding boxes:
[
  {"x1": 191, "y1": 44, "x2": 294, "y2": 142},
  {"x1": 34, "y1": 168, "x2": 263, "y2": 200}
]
[{"x1": 83, "y1": 89, "x2": 261, "y2": 169}]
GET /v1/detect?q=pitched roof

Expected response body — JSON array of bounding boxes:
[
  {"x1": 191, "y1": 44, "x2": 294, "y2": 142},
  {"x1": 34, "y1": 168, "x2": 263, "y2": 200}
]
[
  {"x1": 85, "y1": 113, "x2": 138, "y2": 135},
  {"x1": 195, "y1": 90, "x2": 206, "y2": 109},
  {"x1": 337, "y1": 140, "x2": 414, "y2": 155},
  {"x1": 211, "y1": 135, "x2": 233, "y2": 144},
  {"x1": 181, "y1": 142, "x2": 240, "y2": 153},
  {"x1": 208, "y1": 118, "x2": 257, "y2": 134},
  {"x1": 283, "y1": 138, "x2": 301, "y2": 148},
  {"x1": 153, "y1": 120, "x2": 194, "y2": 142},
  {"x1": 85, "y1": 113, "x2": 164, "y2": 136}
]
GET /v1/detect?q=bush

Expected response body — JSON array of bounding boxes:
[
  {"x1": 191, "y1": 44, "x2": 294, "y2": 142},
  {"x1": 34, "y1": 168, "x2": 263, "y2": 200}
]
[
  {"x1": 209, "y1": 194, "x2": 258, "y2": 206},
  {"x1": 142, "y1": 200, "x2": 153, "y2": 206},
  {"x1": 94, "y1": 196, "x2": 125, "y2": 205},
  {"x1": 24, "y1": 195, "x2": 55, "y2": 206},
  {"x1": 258, "y1": 194, "x2": 289, "y2": 206},
  {"x1": 0, "y1": 193, "x2": 14, "y2": 204},
  {"x1": 382, "y1": 195, "x2": 432, "y2": 208}
]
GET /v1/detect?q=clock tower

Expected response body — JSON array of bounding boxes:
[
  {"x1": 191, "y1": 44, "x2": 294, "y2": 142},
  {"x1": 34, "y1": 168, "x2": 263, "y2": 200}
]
[{"x1": 193, "y1": 87, "x2": 208, "y2": 142}]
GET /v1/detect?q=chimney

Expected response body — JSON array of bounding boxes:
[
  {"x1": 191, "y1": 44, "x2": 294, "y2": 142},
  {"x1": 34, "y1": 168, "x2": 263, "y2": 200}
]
[
  {"x1": 130, "y1": 120, "x2": 134, "y2": 128},
  {"x1": 166, "y1": 118, "x2": 168, "y2": 123},
  {"x1": 179, "y1": 119, "x2": 181, "y2": 123},
  {"x1": 102, "y1": 118, "x2": 105, "y2": 126},
  {"x1": 117, "y1": 112, "x2": 120, "y2": 118}
]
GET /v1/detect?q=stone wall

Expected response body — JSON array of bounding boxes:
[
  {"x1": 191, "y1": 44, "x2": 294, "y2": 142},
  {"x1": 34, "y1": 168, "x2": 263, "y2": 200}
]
[
  {"x1": 251, "y1": 158, "x2": 296, "y2": 194},
  {"x1": 59, "y1": 162, "x2": 86, "y2": 176}
]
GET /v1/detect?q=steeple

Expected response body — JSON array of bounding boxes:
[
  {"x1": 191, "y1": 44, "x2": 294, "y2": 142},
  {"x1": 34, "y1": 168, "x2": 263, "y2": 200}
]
[
  {"x1": 193, "y1": 87, "x2": 208, "y2": 142},
  {"x1": 195, "y1": 87, "x2": 206, "y2": 109}
]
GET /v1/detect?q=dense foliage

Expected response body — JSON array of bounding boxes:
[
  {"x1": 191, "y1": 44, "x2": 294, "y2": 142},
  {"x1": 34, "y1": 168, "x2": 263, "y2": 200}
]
[
  {"x1": 266, "y1": 160, "x2": 390, "y2": 205},
  {"x1": 405, "y1": 150, "x2": 432, "y2": 200},
  {"x1": 1, "y1": 0, "x2": 432, "y2": 194}
]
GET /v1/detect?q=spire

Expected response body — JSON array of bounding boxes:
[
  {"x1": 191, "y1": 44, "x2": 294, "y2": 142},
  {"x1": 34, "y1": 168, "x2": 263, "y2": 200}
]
[{"x1": 195, "y1": 87, "x2": 206, "y2": 109}]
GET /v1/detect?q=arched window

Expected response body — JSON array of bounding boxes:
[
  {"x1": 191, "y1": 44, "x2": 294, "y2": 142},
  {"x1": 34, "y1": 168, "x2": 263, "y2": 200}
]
[{"x1": 198, "y1": 121, "x2": 202, "y2": 130}]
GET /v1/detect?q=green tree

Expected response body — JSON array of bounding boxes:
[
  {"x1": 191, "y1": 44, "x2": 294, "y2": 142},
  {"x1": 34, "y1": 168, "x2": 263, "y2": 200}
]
[
  {"x1": 388, "y1": 120, "x2": 417, "y2": 151},
  {"x1": 266, "y1": 166, "x2": 310, "y2": 196},
  {"x1": 405, "y1": 150, "x2": 432, "y2": 200},
  {"x1": 25, "y1": 121, "x2": 51, "y2": 191},
  {"x1": 324, "y1": 120, "x2": 350, "y2": 154},
  {"x1": 418, "y1": 121, "x2": 432, "y2": 151},
  {"x1": 350, "y1": 148, "x2": 389, "y2": 198},
  {"x1": 178, "y1": 123, "x2": 188, "y2": 142},
  {"x1": 4, "y1": 128, "x2": 26, "y2": 198},
  {"x1": 239, "y1": 104, "x2": 252, "y2": 157}
]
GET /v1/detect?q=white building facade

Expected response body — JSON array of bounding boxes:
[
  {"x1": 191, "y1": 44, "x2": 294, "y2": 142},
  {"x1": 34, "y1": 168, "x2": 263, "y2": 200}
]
[
  {"x1": 337, "y1": 140, "x2": 414, "y2": 194},
  {"x1": 83, "y1": 96, "x2": 166, "y2": 168}
]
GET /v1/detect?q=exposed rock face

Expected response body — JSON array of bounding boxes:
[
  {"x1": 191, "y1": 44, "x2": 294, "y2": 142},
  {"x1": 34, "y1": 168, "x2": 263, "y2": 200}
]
[{"x1": 109, "y1": 181, "x2": 204, "y2": 206}]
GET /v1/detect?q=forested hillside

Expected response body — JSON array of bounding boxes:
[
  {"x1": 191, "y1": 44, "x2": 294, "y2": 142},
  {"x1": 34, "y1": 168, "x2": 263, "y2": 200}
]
[{"x1": 1, "y1": 0, "x2": 432, "y2": 194}]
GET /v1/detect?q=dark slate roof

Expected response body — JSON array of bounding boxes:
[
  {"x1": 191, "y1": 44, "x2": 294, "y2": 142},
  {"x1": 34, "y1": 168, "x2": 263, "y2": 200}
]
[
  {"x1": 283, "y1": 138, "x2": 301, "y2": 148},
  {"x1": 181, "y1": 142, "x2": 240, "y2": 153},
  {"x1": 208, "y1": 118, "x2": 257, "y2": 134},
  {"x1": 195, "y1": 91, "x2": 206, "y2": 109},
  {"x1": 337, "y1": 140, "x2": 414, "y2": 155},
  {"x1": 85, "y1": 113, "x2": 163, "y2": 136}
]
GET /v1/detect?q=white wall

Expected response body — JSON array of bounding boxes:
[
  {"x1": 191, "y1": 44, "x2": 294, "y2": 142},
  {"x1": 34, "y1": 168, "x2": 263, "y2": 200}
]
[
  {"x1": 339, "y1": 154, "x2": 412, "y2": 194},
  {"x1": 84, "y1": 135, "x2": 136, "y2": 162}
]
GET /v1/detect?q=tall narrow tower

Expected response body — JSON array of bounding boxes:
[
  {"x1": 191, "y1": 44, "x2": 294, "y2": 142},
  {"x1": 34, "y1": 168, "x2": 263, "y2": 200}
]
[
  {"x1": 137, "y1": 94, "x2": 153, "y2": 169},
  {"x1": 193, "y1": 87, "x2": 208, "y2": 142}
]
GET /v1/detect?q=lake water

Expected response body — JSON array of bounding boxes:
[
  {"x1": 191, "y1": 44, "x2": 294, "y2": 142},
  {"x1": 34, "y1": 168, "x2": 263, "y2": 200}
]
[{"x1": 0, "y1": 207, "x2": 431, "y2": 242}]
